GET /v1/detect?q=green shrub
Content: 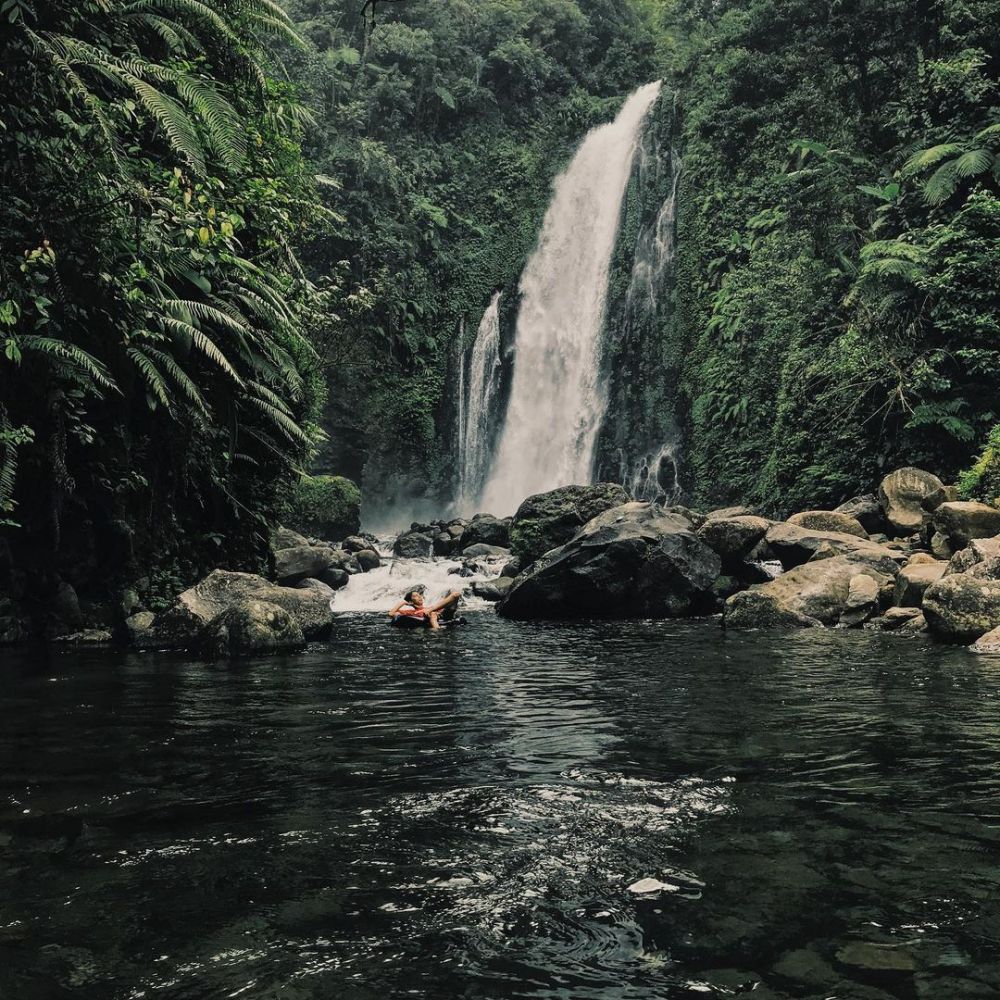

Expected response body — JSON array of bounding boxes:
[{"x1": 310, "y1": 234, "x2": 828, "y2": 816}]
[
  {"x1": 958, "y1": 426, "x2": 1000, "y2": 505},
  {"x1": 283, "y1": 475, "x2": 361, "y2": 542}
]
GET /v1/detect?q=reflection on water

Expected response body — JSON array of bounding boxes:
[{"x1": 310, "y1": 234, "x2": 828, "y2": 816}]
[{"x1": 1, "y1": 618, "x2": 999, "y2": 999}]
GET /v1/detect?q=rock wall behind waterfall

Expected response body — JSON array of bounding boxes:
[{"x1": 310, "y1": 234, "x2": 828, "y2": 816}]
[{"x1": 595, "y1": 94, "x2": 686, "y2": 502}]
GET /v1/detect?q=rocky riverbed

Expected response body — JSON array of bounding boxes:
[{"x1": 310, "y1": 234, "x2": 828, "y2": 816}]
[{"x1": 8, "y1": 467, "x2": 1000, "y2": 658}]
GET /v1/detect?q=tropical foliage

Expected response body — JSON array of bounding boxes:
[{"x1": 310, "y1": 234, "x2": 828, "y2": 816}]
[{"x1": 1, "y1": 0, "x2": 328, "y2": 606}]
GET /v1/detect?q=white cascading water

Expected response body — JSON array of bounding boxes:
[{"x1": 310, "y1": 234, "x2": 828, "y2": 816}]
[
  {"x1": 479, "y1": 81, "x2": 662, "y2": 515},
  {"x1": 330, "y1": 539, "x2": 503, "y2": 614},
  {"x1": 458, "y1": 292, "x2": 502, "y2": 509}
]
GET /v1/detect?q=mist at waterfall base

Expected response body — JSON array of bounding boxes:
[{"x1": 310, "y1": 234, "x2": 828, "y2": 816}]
[{"x1": 457, "y1": 81, "x2": 663, "y2": 517}]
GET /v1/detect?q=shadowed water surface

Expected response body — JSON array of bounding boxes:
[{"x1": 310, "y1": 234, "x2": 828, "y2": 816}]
[{"x1": 2, "y1": 618, "x2": 999, "y2": 999}]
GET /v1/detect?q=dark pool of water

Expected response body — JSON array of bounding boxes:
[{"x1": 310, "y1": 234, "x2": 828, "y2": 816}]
[{"x1": 2, "y1": 617, "x2": 999, "y2": 999}]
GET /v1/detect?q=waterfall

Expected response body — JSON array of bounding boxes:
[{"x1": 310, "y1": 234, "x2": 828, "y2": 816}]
[
  {"x1": 458, "y1": 292, "x2": 502, "y2": 509},
  {"x1": 479, "y1": 81, "x2": 663, "y2": 515}
]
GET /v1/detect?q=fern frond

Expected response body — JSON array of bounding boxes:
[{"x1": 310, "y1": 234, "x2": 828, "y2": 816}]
[
  {"x1": 953, "y1": 147, "x2": 993, "y2": 178},
  {"x1": 18, "y1": 336, "x2": 116, "y2": 391},
  {"x1": 127, "y1": 347, "x2": 173, "y2": 408},
  {"x1": 924, "y1": 160, "x2": 960, "y2": 204},
  {"x1": 190, "y1": 329, "x2": 243, "y2": 384},
  {"x1": 243, "y1": 396, "x2": 309, "y2": 443},
  {"x1": 144, "y1": 346, "x2": 209, "y2": 416},
  {"x1": 902, "y1": 142, "x2": 964, "y2": 176}
]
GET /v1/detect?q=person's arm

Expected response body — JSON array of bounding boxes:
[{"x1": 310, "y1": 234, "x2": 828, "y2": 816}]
[{"x1": 388, "y1": 601, "x2": 404, "y2": 618}]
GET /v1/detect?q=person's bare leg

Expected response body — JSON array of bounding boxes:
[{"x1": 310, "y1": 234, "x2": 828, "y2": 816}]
[
  {"x1": 427, "y1": 590, "x2": 461, "y2": 615},
  {"x1": 428, "y1": 611, "x2": 440, "y2": 630}
]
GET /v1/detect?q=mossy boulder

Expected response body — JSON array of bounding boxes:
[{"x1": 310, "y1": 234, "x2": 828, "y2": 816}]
[
  {"x1": 923, "y1": 574, "x2": 1000, "y2": 643},
  {"x1": 283, "y1": 475, "x2": 361, "y2": 543},
  {"x1": 509, "y1": 483, "x2": 631, "y2": 565}
]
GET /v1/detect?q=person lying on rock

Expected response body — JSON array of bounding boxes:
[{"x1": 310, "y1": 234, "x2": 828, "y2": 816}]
[{"x1": 389, "y1": 588, "x2": 462, "y2": 630}]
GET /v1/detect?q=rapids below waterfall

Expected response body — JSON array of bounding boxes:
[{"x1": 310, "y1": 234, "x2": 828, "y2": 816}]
[{"x1": 3, "y1": 623, "x2": 1000, "y2": 999}]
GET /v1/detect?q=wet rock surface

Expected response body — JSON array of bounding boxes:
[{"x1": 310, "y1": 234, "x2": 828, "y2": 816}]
[{"x1": 500, "y1": 502, "x2": 720, "y2": 619}]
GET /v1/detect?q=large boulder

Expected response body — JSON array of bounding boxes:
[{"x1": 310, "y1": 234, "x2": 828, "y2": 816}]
[
  {"x1": 509, "y1": 483, "x2": 631, "y2": 564},
  {"x1": 724, "y1": 557, "x2": 892, "y2": 629},
  {"x1": 272, "y1": 526, "x2": 309, "y2": 550},
  {"x1": 971, "y1": 626, "x2": 1000, "y2": 654},
  {"x1": 945, "y1": 536, "x2": 1000, "y2": 580},
  {"x1": 498, "y1": 503, "x2": 720, "y2": 620},
  {"x1": 834, "y1": 494, "x2": 885, "y2": 534},
  {"x1": 922, "y1": 574, "x2": 1000, "y2": 643},
  {"x1": 462, "y1": 514, "x2": 511, "y2": 549},
  {"x1": 697, "y1": 515, "x2": 772, "y2": 564},
  {"x1": 134, "y1": 570, "x2": 335, "y2": 649},
  {"x1": 878, "y1": 467, "x2": 944, "y2": 536},
  {"x1": 705, "y1": 506, "x2": 754, "y2": 521},
  {"x1": 199, "y1": 599, "x2": 306, "y2": 658},
  {"x1": 393, "y1": 531, "x2": 433, "y2": 559},
  {"x1": 931, "y1": 501, "x2": 1000, "y2": 550},
  {"x1": 764, "y1": 522, "x2": 904, "y2": 574},
  {"x1": 273, "y1": 544, "x2": 334, "y2": 584},
  {"x1": 787, "y1": 510, "x2": 867, "y2": 538},
  {"x1": 894, "y1": 561, "x2": 947, "y2": 607}
]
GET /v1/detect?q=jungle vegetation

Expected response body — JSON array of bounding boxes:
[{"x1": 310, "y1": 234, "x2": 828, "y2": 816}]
[{"x1": 1, "y1": 0, "x2": 998, "y2": 622}]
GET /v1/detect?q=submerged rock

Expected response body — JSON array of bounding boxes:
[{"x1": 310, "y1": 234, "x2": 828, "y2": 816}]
[
  {"x1": 878, "y1": 467, "x2": 944, "y2": 536},
  {"x1": 461, "y1": 543, "x2": 509, "y2": 559},
  {"x1": 498, "y1": 502, "x2": 720, "y2": 620},
  {"x1": 354, "y1": 548, "x2": 381, "y2": 572},
  {"x1": 472, "y1": 577, "x2": 513, "y2": 602},
  {"x1": 866, "y1": 606, "x2": 925, "y2": 631},
  {"x1": 509, "y1": 483, "x2": 631, "y2": 564},
  {"x1": 971, "y1": 625, "x2": 1000, "y2": 653}
]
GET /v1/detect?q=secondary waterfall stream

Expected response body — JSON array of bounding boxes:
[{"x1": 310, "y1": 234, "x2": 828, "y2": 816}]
[
  {"x1": 478, "y1": 82, "x2": 663, "y2": 514},
  {"x1": 459, "y1": 292, "x2": 502, "y2": 510}
]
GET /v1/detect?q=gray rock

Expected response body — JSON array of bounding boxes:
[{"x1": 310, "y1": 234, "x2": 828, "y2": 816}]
[
  {"x1": 765, "y1": 522, "x2": 904, "y2": 574},
  {"x1": 920, "y1": 483, "x2": 960, "y2": 512},
  {"x1": 970, "y1": 625, "x2": 1000, "y2": 653},
  {"x1": 354, "y1": 548, "x2": 381, "y2": 572},
  {"x1": 932, "y1": 501, "x2": 1000, "y2": 550},
  {"x1": 724, "y1": 589, "x2": 824, "y2": 629},
  {"x1": 499, "y1": 502, "x2": 720, "y2": 620},
  {"x1": 316, "y1": 567, "x2": 349, "y2": 590},
  {"x1": 135, "y1": 570, "x2": 334, "y2": 649},
  {"x1": 274, "y1": 544, "x2": 335, "y2": 583},
  {"x1": 472, "y1": 577, "x2": 514, "y2": 602},
  {"x1": 835, "y1": 493, "x2": 886, "y2": 534},
  {"x1": 787, "y1": 510, "x2": 868, "y2": 537},
  {"x1": 500, "y1": 556, "x2": 523, "y2": 578},
  {"x1": 878, "y1": 467, "x2": 944, "y2": 536},
  {"x1": 945, "y1": 536, "x2": 1000, "y2": 580},
  {"x1": 54, "y1": 628, "x2": 113, "y2": 644},
  {"x1": 509, "y1": 483, "x2": 632, "y2": 564},
  {"x1": 393, "y1": 531, "x2": 433, "y2": 559},
  {"x1": 433, "y1": 532, "x2": 457, "y2": 557},
  {"x1": 724, "y1": 556, "x2": 892, "y2": 629},
  {"x1": 866, "y1": 606, "x2": 924, "y2": 631},
  {"x1": 272, "y1": 526, "x2": 309, "y2": 550},
  {"x1": 923, "y1": 574, "x2": 1000, "y2": 643},
  {"x1": 462, "y1": 514, "x2": 511, "y2": 549},
  {"x1": 930, "y1": 531, "x2": 955, "y2": 560},
  {"x1": 697, "y1": 515, "x2": 773, "y2": 565},
  {"x1": 124, "y1": 610, "x2": 156, "y2": 642},
  {"x1": 705, "y1": 505, "x2": 755, "y2": 521},
  {"x1": 840, "y1": 573, "x2": 881, "y2": 626},
  {"x1": 52, "y1": 580, "x2": 83, "y2": 628},
  {"x1": 341, "y1": 535, "x2": 370, "y2": 553},
  {"x1": 663, "y1": 505, "x2": 707, "y2": 529},
  {"x1": 199, "y1": 598, "x2": 306, "y2": 658},
  {"x1": 894, "y1": 561, "x2": 947, "y2": 607},
  {"x1": 461, "y1": 543, "x2": 510, "y2": 559}
]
